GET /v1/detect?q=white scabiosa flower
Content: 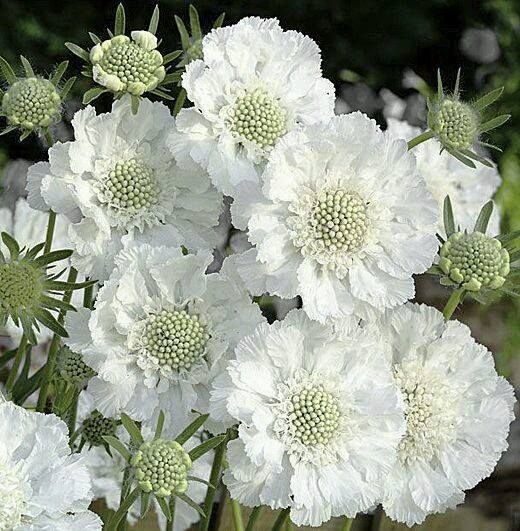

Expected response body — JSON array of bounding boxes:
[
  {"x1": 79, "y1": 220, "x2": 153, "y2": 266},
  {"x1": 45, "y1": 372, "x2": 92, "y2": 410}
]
[
  {"x1": 26, "y1": 97, "x2": 222, "y2": 280},
  {"x1": 65, "y1": 242, "x2": 264, "y2": 429},
  {"x1": 386, "y1": 119, "x2": 501, "y2": 235},
  {"x1": 0, "y1": 198, "x2": 76, "y2": 346},
  {"x1": 210, "y1": 309, "x2": 405, "y2": 527},
  {"x1": 231, "y1": 112, "x2": 438, "y2": 322},
  {"x1": 379, "y1": 303, "x2": 515, "y2": 526},
  {"x1": 168, "y1": 17, "x2": 335, "y2": 197},
  {"x1": 0, "y1": 400, "x2": 102, "y2": 530}
]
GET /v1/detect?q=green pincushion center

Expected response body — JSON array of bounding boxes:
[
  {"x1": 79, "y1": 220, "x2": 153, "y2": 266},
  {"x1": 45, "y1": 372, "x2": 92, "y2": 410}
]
[
  {"x1": 228, "y1": 88, "x2": 287, "y2": 148},
  {"x1": 57, "y1": 346, "x2": 96, "y2": 386},
  {"x1": 289, "y1": 384, "x2": 341, "y2": 447},
  {"x1": 142, "y1": 309, "x2": 209, "y2": 373},
  {"x1": 0, "y1": 261, "x2": 43, "y2": 310},
  {"x1": 82, "y1": 411, "x2": 118, "y2": 447},
  {"x1": 2, "y1": 77, "x2": 61, "y2": 130},
  {"x1": 436, "y1": 99, "x2": 478, "y2": 150},
  {"x1": 132, "y1": 439, "x2": 192, "y2": 497}
]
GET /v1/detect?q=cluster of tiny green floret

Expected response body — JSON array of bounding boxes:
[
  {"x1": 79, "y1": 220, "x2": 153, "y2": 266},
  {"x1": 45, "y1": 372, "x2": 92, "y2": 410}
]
[
  {"x1": 0, "y1": 260, "x2": 43, "y2": 312},
  {"x1": 57, "y1": 345, "x2": 96, "y2": 387},
  {"x1": 82, "y1": 410, "x2": 118, "y2": 447},
  {"x1": 431, "y1": 98, "x2": 479, "y2": 151}
]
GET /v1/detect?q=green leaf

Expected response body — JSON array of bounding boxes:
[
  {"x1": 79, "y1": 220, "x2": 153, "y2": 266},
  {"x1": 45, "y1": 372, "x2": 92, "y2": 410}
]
[
  {"x1": 497, "y1": 230, "x2": 520, "y2": 246},
  {"x1": 0, "y1": 55, "x2": 17, "y2": 83},
  {"x1": 140, "y1": 492, "x2": 151, "y2": 518},
  {"x1": 461, "y1": 149, "x2": 493, "y2": 168},
  {"x1": 19, "y1": 129, "x2": 32, "y2": 142},
  {"x1": 177, "y1": 493, "x2": 206, "y2": 517},
  {"x1": 114, "y1": 3, "x2": 126, "y2": 36},
  {"x1": 162, "y1": 50, "x2": 182, "y2": 65},
  {"x1": 474, "y1": 86, "x2": 504, "y2": 112},
  {"x1": 173, "y1": 88, "x2": 186, "y2": 116},
  {"x1": 1, "y1": 232, "x2": 20, "y2": 258},
  {"x1": 20, "y1": 314, "x2": 37, "y2": 345},
  {"x1": 154, "y1": 410, "x2": 165, "y2": 440},
  {"x1": 60, "y1": 77, "x2": 76, "y2": 100},
  {"x1": 51, "y1": 61, "x2": 69, "y2": 86},
  {"x1": 473, "y1": 201, "x2": 494, "y2": 233},
  {"x1": 46, "y1": 279, "x2": 97, "y2": 291},
  {"x1": 148, "y1": 5, "x2": 160, "y2": 34},
  {"x1": 150, "y1": 89, "x2": 175, "y2": 101},
  {"x1": 20, "y1": 56, "x2": 35, "y2": 77},
  {"x1": 187, "y1": 475, "x2": 215, "y2": 488},
  {"x1": 103, "y1": 435, "x2": 131, "y2": 461},
  {"x1": 443, "y1": 196, "x2": 456, "y2": 237},
  {"x1": 175, "y1": 413, "x2": 209, "y2": 445},
  {"x1": 33, "y1": 308, "x2": 68, "y2": 337},
  {"x1": 34, "y1": 249, "x2": 73, "y2": 267},
  {"x1": 40, "y1": 295, "x2": 76, "y2": 314},
  {"x1": 480, "y1": 114, "x2": 511, "y2": 133},
  {"x1": 0, "y1": 126, "x2": 16, "y2": 137},
  {"x1": 25, "y1": 242, "x2": 45, "y2": 260},
  {"x1": 89, "y1": 32, "x2": 102, "y2": 45},
  {"x1": 157, "y1": 497, "x2": 172, "y2": 521},
  {"x1": 453, "y1": 67, "x2": 461, "y2": 98},
  {"x1": 65, "y1": 42, "x2": 90, "y2": 62},
  {"x1": 436, "y1": 69, "x2": 443, "y2": 100},
  {"x1": 446, "y1": 147, "x2": 476, "y2": 168},
  {"x1": 213, "y1": 13, "x2": 226, "y2": 29},
  {"x1": 83, "y1": 87, "x2": 108, "y2": 105},
  {"x1": 121, "y1": 413, "x2": 144, "y2": 445},
  {"x1": 189, "y1": 5, "x2": 202, "y2": 40},
  {"x1": 188, "y1": 435, "x2": 226, "y2": 461},
  {"x1": 175, "y1": 15, "x2": 191, "y2": 50}
]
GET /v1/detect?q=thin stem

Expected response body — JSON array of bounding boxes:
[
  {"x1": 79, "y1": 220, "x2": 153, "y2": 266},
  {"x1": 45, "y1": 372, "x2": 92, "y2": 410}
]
[
  {"x1": 106, "y1": 487, "x2": 140, "y2": 531},
  {"x1": 5, "y1": 335, "x2": 28, "y2": 394},
  {"x1": 117, "y1": 465, "x2": 132, "y2": 531},
  {"x1": 271, "y1": 509, "x2": 290, "y2": 531},
  {"x1": 442, "y1": 288, "x2": 465, "y2": 320},
  {"x1": 198, "y1": 436, "x2": 227, "y2": 531},
  {"x1": 407, "y1": 129, "x2": 435, "y2": 150},
  {"x1": 165, "y1": 496, "x2": 176, "y2": 531},
  {"x1": 43, "y1": 129, "x2": 54, "y2": 147},
  {"x1": 67, "y1": 392, "x2": 79, "y2": 436},
  {"x1": 231, "y1": 499, "x2": 245, "y2": 531},
  {"x1": 285, "y1": 518, "x2": 293, "y2": 531},
  {"x1": 36, "y1": 267, "x2": 78, "y2": 411},
  {"x1": 44, "y1": 210, "x2": 56, "y2": 254},
  {"x1": 341, "y1": 517, "x2": 354, "y2": 531},
  {"x1": 83, "y1": 280, "x2": 94, "y2": 309},
  {"x1": 245, "y1": 507, "x2": 262, "y2": 531}
]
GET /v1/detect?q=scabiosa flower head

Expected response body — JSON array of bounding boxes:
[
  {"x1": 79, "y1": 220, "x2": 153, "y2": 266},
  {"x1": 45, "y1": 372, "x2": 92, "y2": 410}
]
[
  {"x1": 386, "y1": 119, "x2": 501, "y2": 236},
  {"x1": 230, "y1": 112, "x2": 438, "y2": 322},
  {"x1": 426, "y1": 70, "x2": 509, "y2": 167},
  {"x1": 0, "y1": 55, "x2": 73, "y2": 140},
  {"x1": 56, "y1": 345, "x2": 96, "y2": 388},
  {"x1": 0, "y1": 400, "x2": 102, "y2": 530},
  {"x1": 168, "y1": 17, "x2": 335, "y2": 196},
  {"x1": 64, "y1": 242, "x2": 264, "y2": 428},
  {"x1": 26, "y1": 97, "x2": 222, "y2": 280},
  {"x1": 210, "y1": 310, "x2": 405, "y2": 527},
  {"x1": 378, "y1": 303, "x2": 515, "y2": 526}
]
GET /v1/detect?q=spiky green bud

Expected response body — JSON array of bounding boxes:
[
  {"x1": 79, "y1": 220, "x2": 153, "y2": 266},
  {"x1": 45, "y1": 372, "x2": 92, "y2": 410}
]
[{"x1": 57, "y1": 345, "x2": 96, "y2": 387}]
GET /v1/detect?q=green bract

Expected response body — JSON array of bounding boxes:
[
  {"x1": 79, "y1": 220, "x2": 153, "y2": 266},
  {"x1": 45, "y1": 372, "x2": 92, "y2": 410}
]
[
  {"x1": 0, "y1": 56, "x2": 74, "y2": 140},
  {"x1": 425, "y1": 69, "x2": 510, "y2": 168},
  {"x1": 0, "y1": 232, "x2": 94, "y2": 344}
]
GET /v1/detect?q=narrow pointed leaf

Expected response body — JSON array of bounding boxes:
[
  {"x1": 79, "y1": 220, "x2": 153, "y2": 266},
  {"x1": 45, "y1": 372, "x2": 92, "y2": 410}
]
[
  {"x1": 46, "y1": 279, "x2": 97, "y2": 291},
  {"x1": 60, "y1": 77, "x2": 76, "y2": 99},
  {"x1": 20, "y1": 315, "x2": 37, "y2": 345},
  {"x1": 188, "y1": 435, "x2": 226, "y2": 461},
  {"x1": 40, "y1": 295, "x2": 76, "y2": 313},
  {"x1": 65, "y1": 42, "x2": 90, "y2": 62},
  {"x1": 114, "y1": 3, "x2": 126, "y2": 36},
  {"x1": 103, "y1": 435, "x2": 131, "y2": 461},
  {"x1": 175, "y1": 15, "x2": 191, "y2": 50},
  {"x1": 189, "y1": 5, "x2": 202, "y2": 40},
  {"x1": 443, "y1": 196, "x2": 456, "y2": 237},
  {"x1": 157, "y1": 497, "x2": 172, "y2": 521},
  {"x1": 150, "y1": 89, "x2": 175, "y2": 101},
  {"x1": 34, "y1": 249, "x2": 73, "y2": 266},
  {"x1": 20, "y1": 56, "x2": 35, "y2": 77},
  {"x1": 19, "y1": 129, "x2": 31, "y2": 142},
  {"x1": 33, "y1": 308, "x2": 68, "y2": 337},
  {"x1": 83, "y1": 87, "x2": 108, "y2": 105},
  {"x1": 480, "y1": 114, "x2": 511, "y2": 133},
  {"x1": 447, "y1": 148, "x2": 476, "y2": 168},
  {"x1": 178, "y1": 493, "x2": 206, "y2": 517},
  {"x1": 121, "y1": 413, "x2": 144, "y2": 444},
  {"x1": 453, "y1": 67, "x2": 461, "y2": 97},
  {"x1": 173, "y1": 88, "x2": 186, "y2": 116},
  {"x1": 437, "y1": 69, "x2": 443, "y2": 100},
  {"x1": 497, "y1": 230, "x2": 520, "y2": 246},
  {"x1": 474, "y1": 86, "x2": 504, "y2": 111},
  {"x1": 25, "y1": 242, "x2": 45, "y2": 260},
  {"x1": 154, "y1": 410, "x2": 165, "y2": 440},
  {"x1": 89, "y1": 32, "x2": 102, "y2": 45},
  {"x1": 187, "y1": 475, "x2": 215, "y2": 488},
  {"x1": 148, "y1": 5, "x2": 160, "y2": 34},
  {"x1": 140, "y1": 492, "x2": 151, "y2": 518},
  {"x1": 1, "y1": 232, "x2": 20, "y2": 258},
  {"x1": 51, "y1": 61, "x2": 69, "y2": 86},
  {"x1": 478, "y1": 140, "x2": 502, "y2": 153},
  {"x1": 213, "y1": 13, "x2": 225, "y2": 28},
  {"x1": 474, "y1": 201, "x2": 494, "y2": 233},
  {"x1": 162, "y1": 50, "x2": 182, "y2": 65},
  {"x1": 175, "y1": 413, "x2": 209, "y2": 445},
  {"x1": 0, "y1": 55, "x2": 17, "y2": 83},
  {"x1": 0, "y1": 126, "x2": 16, "y2": 137},
  {"x1": 461, "y1": 149, "x2": 493, "y2": 167}
]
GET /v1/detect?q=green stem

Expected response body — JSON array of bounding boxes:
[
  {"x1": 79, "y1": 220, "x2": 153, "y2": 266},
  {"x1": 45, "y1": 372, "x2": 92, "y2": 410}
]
[
  {"x1": 198, "y1": 436, "x2": 227, "y2": 531},
  {"x1": 5, "y1": 335, "x2": 28, "y2": 394},
  {"x1": 231, "y1": 499, "x2": 245, "y2": 531},
  {"x1": 341, "y1": 517, "x2": 354, "y2": 531},
  {"x1": 271, "y1": 509, "x2": 290, "y2": 531},
  {"x1": 67, "y1": 392, "x2": 79, "y2": 436},
  {"x1": 407, "y1": 130, "x2": 435, "y2": 150},
  {"x1": 245, "y1": 507, "x2": 262, "y2": 531},
  {"x1": 36, "y1": 267, "x2": 78, "y2": 411},
  {"x1": 106, "y1": 487, "x2": 139, "y2": 531},
  {"x1": 166, "y1": 497, "x2": 176, "y2": 531},
  {"x1": 44, "y1": 210, "x2": 56, "y2": 254},
  {"x1": 83, "y1": 281, "x2": 94, "y2": 309},
  {"x1": 117, "y1": 465, "x2": 132, "y2": 531},
  {"x1": 44, "y1": 129, "x2": 54, "y2": 147},
  {"x1": 442, "y1": 288, "x2": 465, "y2": 320}
]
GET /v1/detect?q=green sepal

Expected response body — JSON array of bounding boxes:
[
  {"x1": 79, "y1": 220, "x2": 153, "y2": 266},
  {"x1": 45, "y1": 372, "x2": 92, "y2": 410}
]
[
  {"x1": 89, "y1": 32, "x2": 102, "y2": 45},
  {"x1": 446, "y1": 147, "x2": 476, "y2": 168},
  {"x1": 473, "y1": 201, "x2": 494, "y2": 233},
  {"x1": 187, "y1": 475, "x2": 215, "y2": 488},
  {"x1": 162, "y1": 50, "x2": 182, "y2": 65},
  {"x1": 480, "y1": 114, "x2": 511, "y2": 133},
  {"x1": 60, "y1": 77, "x2": 76, "y2": 99},
  {"x1": 157, "y1": 497, "x2": 172, "y2": 521},
  {"x1": 65, "y1": 42, "x2": 90, "y2": 62},
  {"x1": 188, "y1": 435, "x2": 226, "y2": 461},
  {"x1": 34, "y1": 249, "x2": 73, "y2": 267},
  {"x1": 1, "y1": 232, "x2": 20, "y2": 259},
  {"x1": 148, "y1": 5, "x2": 160, "y2": 35},
  {"x1": 114, "y1": 3, "x2": 126, "y2": 36},
  {"x1": 460, "y1": 149, "x2": 493, "y2": 168},
  {"x1": 83, "y1": 87, "x2": 108, "y2": 105},
  {"x1": 175, "y1": 15, "x2": 191, "y2": 50},
  {"x1": 189, "y1": 5, "x2": 202, "y2": 41},
  {"x1": 103, "y1": 435, "x2": 131, "y2": 461},
  {"x1": 46, "y1": 278, "x2": 97, "y2": 291},
  {"x1": 121, "y1": 413, "x2": 144, "y2": 445},
  {"x1": 33, "y1": 307, "x2": 68, "y2": 337},
  {"x1": 154, "y1": 410, "x2": 165, "y2": 440},
  {"x1": 0, "y1": 55, "x2": 17, "y2": 84},
  {"x1": 140, "y1": 492, "x2": 151, "y2": 518},
  {"x1": 443, "y1": 196, "x2": 456, "y2": 237},
  {"x1": 177, "y1": 492, "x2": 206, "y2": 517},
  {"x1": 20, "y1": 55, "x2": 35, "y2": 77},
  {"x1": 20, "y1": 314, "x2": 37, "y2": 345},
  {"x1": 173, "y1": 88, "x2": 186, "y2": 116},
  {"x1": 40, "y1": 295, "x2": 76, "y2": 314},
  {"x1": 175, "y1": 413, "x2": 209, "y2": 445},
  {"x1": 213, "y1": 13, "x2": 226, "y2": 29},
  {"x1": 473, "y1": 86, "x2": 504, "y2": 112}
]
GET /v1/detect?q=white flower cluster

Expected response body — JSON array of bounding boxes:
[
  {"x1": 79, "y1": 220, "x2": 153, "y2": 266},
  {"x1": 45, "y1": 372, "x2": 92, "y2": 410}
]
[{"x1": 0, "y1": 14, "x2": 515, "y2": 531}]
